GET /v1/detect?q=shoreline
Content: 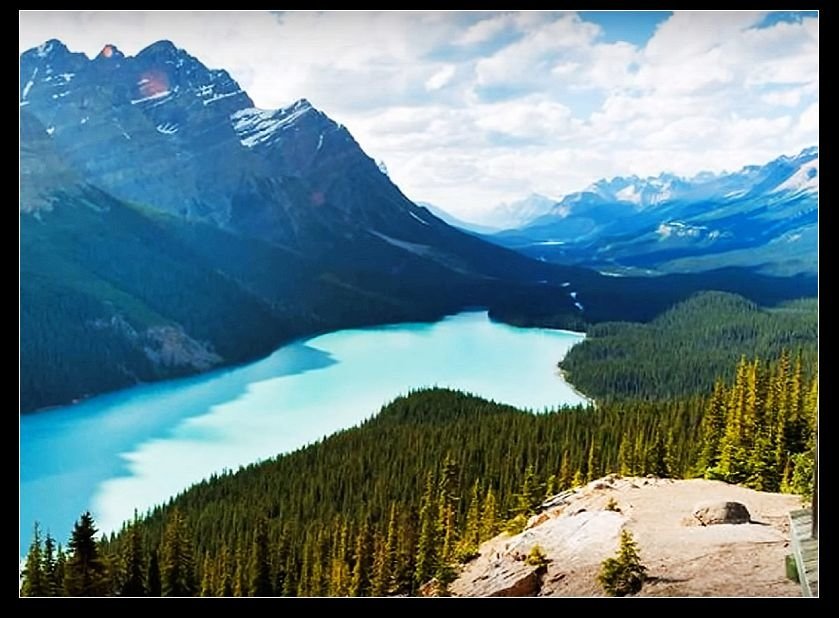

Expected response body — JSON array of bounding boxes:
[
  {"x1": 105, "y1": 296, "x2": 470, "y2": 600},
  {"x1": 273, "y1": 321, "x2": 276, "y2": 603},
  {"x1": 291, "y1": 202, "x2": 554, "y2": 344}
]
[{"x1": 557, "y1": 366, "x2": 595, "y2": 408}]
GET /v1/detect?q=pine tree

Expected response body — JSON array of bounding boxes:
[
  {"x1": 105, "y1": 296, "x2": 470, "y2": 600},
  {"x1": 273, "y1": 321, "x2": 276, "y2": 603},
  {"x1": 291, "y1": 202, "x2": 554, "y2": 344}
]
[
  {"x1": 645, "y1": 431, "x2": 669, "y2": 478},
  {"x1": 42, "y1": 532, "x2": 59, "y2": 597},
  {"x1": 598, "y1": 529, "x2": 647, "y2": 597},
  {"x1": 233, "y1": 544, "x2": 246, "y2": 597},
  {"x1": 617, "y1": 439, "x2": 632, "y2": 476},
  {"x1": 53, "y1": 544, "x2": 66, "y2": 597},
  {"x1": 515, "y1": 464, "x2": 542, "y2": 515},
  {"x1": 21, "y1": 523, "x2": 46, "y2": 597},
  {"x1": 120, "y1": 515, "x2": 146, "y2": 596},
  {"x1": 414, "y1": 472, "x2": 438, "y2": 588},
  {"x1": 161, "y1": 509, "x2": 195, "y2": 597},
  {"x1": 309, "y1": 533, "x2": 325, "y2": 596},
  {"x1": 369, "y1": 533, "x2": 387, "y2": 597},
  {"x1": 699, "y1": 380, "x2": 727, "y2": 472},
  {"x1": 248, "y1": 518, "x2": 272, "y2": 596},
  {"x1": 586, "y1": 441, "x2": 600, "y2": 482},
  {"x1": 349, "y1": 522, "x2": 370, "y2": 597},
  {"x1": 273, "y1": 530, "x2": 290, "y2": 597},
  {"x1": 558, "y1": 452, "x2": 573, "y2": 489},
  {"x1": 64, "y1": 512, "x2": 108, "y2": 596},
  {"x1": 456, "y1": 480, "x2": 481, "y2": 560},
  {"x1": 200, "y1": 553, "x2": 214, "y2": 597},
  {"x1": 216, "y1": 544, "x2": 233, "y2": 597},
  {"x1": 437, "y1": 455, "x2": 460, "y2": 564},
  {"x1": 146, "y1": 549, "x2": 161, "y2": 597},
  {"x1": 281, "y1": 550, "x2": 297, "y2": 597},
  {"x1": 479, "y1": 486, "x2": 498, "y2": 541}
]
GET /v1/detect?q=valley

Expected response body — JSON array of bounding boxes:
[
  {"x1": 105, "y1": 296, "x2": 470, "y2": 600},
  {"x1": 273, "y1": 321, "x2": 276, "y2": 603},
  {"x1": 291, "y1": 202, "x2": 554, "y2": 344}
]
[
  {"x1": 20, "y1": 312, "x2": 585, "y2": 555},
  {"x1": 19, "y1": 11, "x2": 818, "y2": 598}
]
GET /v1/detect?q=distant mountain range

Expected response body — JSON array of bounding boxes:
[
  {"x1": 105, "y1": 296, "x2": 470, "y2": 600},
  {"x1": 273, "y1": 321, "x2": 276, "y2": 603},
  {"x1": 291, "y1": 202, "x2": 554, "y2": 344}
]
[
  {"x1": 19, "y1": 39, "x2": 816, "y2": 411},
  {"x1": 489, "y1": 148, "x2": 818, "y2": 276},
  {"x1": 424, "y1": 193, "x2": 557, "y2": 234}
]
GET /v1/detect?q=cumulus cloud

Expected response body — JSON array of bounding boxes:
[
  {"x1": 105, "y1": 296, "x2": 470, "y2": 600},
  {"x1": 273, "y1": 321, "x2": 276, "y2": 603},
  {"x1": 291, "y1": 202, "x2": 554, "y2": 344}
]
[{"x1": 19, "y1": 10, "x2": 819, "y2": 220}]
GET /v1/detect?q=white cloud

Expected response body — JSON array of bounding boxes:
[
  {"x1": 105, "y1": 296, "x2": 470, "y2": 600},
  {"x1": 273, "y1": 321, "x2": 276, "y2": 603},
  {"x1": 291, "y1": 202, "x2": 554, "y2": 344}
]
[
  {"x1": 19, "y1": 10, "x2": 819, "y2": 221},
  {"x1": 425, "y1": 65, "x2": 456, "y2": 91},
  {"x1": 456, "y1": 12, "x2": 514, "y2": 46},
  {"x1": 761, "y1": 89, "x2": 802, "y2": 107}
]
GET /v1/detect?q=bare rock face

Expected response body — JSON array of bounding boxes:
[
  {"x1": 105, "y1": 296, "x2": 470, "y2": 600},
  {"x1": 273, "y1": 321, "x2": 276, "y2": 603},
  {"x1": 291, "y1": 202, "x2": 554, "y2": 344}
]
[
  {"x1": 488, "y1": 568, "x2": 543, "y2": 597},
  {"x1": 691, "y1": 501, "x2": 751, "y2": 526}
]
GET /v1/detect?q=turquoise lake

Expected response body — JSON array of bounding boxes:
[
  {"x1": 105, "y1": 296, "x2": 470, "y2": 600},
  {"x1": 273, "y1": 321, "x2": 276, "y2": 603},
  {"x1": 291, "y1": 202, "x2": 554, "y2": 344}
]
[{"x1": 20, "y1": 311, "x2": 586, "y2": 554}]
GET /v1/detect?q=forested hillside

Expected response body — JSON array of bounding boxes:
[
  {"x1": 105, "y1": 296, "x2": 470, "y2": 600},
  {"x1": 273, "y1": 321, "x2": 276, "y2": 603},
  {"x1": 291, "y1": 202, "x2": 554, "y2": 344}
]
[
  {"x1": 560, "y1": 292, "x2": 817, "y2": 400},
  {"x1": 21, "y1": 347, "x2": 817, "y2": 596}
]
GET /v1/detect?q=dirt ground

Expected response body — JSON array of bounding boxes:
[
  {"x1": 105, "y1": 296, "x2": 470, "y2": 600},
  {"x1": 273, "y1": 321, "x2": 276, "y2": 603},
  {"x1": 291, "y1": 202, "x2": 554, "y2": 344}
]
[{"x1": 450, "y1": 476, "x2": 807, "y2": 597}]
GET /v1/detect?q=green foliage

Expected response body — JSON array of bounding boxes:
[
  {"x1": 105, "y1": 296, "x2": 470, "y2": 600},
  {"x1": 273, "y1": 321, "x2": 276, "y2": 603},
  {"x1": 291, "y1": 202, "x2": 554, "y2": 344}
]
[
  {"x1": 701, "y1": 351, "x2": 817, "y2": 492},
  {"x1": 561, "y1": 292, "x2": 817, "y2": 400},
  {"x1": 161, "y1": 510, "x2": 195, "y2": 597},
  {"x1": 37, "y1": 345, "x2": 815, "y2": 597},
  {"x1": 604, "y1": 497, "x2": 620, "y2": 512},
  {"x1": 119, "y1": 516, "x2": 146, "y2": 596},
  {"x1": 525, "y1": 545, "x2": 549, "y2": 569},
  {"x1": 505, "y1": 514, "x2": 529, "y2": 536},
  {"x1": 21, "y1": 523, "x2": 45, "y2": 597},
  {"x1": 64, "y1": 512, "x2": 108, "y2": 596},
  {"x1": 598, "y1": 530, "x2": 646, "y2": 597},
  {"x1": 787, "y1": 449, "x2": 816, "y2": 500}
]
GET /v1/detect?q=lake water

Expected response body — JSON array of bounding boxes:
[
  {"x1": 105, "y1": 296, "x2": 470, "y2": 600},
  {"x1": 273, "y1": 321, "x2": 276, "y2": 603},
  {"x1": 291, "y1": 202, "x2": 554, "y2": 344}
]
[{"x1": 19, "y1": 311, "x2": 585, "y2": 554}]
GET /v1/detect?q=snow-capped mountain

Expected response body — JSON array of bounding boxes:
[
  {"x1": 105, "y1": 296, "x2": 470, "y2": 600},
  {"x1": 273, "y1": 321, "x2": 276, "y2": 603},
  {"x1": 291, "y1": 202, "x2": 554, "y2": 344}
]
[
  {"x1": 480, "y1": 193, "x2": 558, "y2": 230},
  {"x1": 492, "y1": 148, "x2": 818, "y2": 275},
  {"x1": 20, "y1": 38, "x2": 593, "y2": 409}
]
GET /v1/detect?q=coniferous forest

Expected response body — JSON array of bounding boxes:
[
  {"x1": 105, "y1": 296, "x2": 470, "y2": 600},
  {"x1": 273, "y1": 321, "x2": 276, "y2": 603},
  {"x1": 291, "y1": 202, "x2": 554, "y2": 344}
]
[{"x1": 21, "y1": 292, "x2": 817, "y2": 596}]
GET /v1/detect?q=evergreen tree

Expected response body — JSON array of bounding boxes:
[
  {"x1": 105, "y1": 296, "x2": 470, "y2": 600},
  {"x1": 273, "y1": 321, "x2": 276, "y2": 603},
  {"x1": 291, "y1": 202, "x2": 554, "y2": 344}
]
[
  {"x1": 437, "y1": 455, "x2": 460, "y2": 564},
  {"x1": 42, "y1": 532, "x2": 59, "y2": 597},
  {"x1": 200, "y1": 553, "x2": 214, "y2": 597},
  {"x1": 369, "y1": 533, "x2": 387, "y2": 597},
  {"x1": 456, "y1": 480, "x2": 481, "y2": 560},
  {"x1": 161, "y1": 509, "x2": 195, "y2": 597},
  {"x1": 645, "y1": 431, "x2": 669, "y2": 478},
  {"x1": 21, "y1": 523, "x2": 46, "y2": 597},
  {"x1": 349, "y1": 521, "x2": 370, "y2": 597},
  {"x1": 414, "y1": 472, "x2": 438, "y2": 588},
  {"x1": 248, "y1": 518, "x2": 272, "y2": 596},
  {"x1": 64, "y1": 512, "x2": 108, "y2": 596},
  {"x1": 598, "y1": 529, "x2": 646, "y2": 597},
  {"x1": 120, "y1": 515, "x2": 146, "y2": 596},
  {"x1": 216, "y1": 544, "x2": 233, "y2": 597},
  {"x1": 479, "y1": 487, "x2": 498, "y2": 541},
  {"x1": 586, "y1": 441, "x2": 600, "y2": 482},
  {"x1": 53, "y1": 544, "x2": 66, "y2": 597},
  {"x1": 514, "y1": 464, "x2": 542, "y2": 516},
  {"x1": 558, "y1": 452, "x2": 573, "y2": 489},
  {"x1": 146, "y1": 549, "x2": 161, "y2": 597},
  {"x1": 698, "y1": 381, "x2": 726, "y2": 472},
  {"x1": 233, "y1": 544, "x2": 247, "y2": 597}
]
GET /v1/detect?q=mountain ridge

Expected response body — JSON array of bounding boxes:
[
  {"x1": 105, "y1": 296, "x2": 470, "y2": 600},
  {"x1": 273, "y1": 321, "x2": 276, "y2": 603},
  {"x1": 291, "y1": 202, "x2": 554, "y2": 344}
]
[
  {"x1": 19, "y1": 39, "x2": 817, "y2": 411},
  {"x1": 490, "y1": 147, "x2": 817, "y2": 276}
]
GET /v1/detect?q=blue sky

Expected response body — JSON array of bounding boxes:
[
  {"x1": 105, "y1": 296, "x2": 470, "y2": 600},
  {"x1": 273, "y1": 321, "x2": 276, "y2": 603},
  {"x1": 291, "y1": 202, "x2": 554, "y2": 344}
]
[
  {"x1": 19, "y1": 11, "x2": 818, "y2": 219},
  {"x1": 579, "y1": 11, "x2": 672, "y2": 46}
]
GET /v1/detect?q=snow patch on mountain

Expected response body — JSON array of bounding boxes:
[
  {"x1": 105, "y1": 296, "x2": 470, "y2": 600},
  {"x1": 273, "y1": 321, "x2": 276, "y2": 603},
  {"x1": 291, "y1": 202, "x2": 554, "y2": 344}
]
[
  {"x1": 775, "y1": 158, "x2": 818, "y2": 194},
  {"x1": 131, "y1": 89, "x2": 172, "y2": 105},
  {"x1": 232, "y1": 100, "x2": 316, "y2": 148}
]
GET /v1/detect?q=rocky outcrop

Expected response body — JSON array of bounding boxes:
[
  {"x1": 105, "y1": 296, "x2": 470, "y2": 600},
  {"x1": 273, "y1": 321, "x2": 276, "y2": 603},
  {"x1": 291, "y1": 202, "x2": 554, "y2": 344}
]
[
  {"x1": 690, "y1": 501, "x2": 751, "y2": 526},
  {"x1": 448, "y1": 476, "x2": 803, "y2": 597}
]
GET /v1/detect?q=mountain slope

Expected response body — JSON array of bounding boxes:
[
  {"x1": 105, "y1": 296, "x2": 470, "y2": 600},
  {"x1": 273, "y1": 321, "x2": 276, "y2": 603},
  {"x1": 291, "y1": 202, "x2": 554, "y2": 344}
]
[
  {"x1": 492, "y1": 149, "x2": 818, "y2": 276},
  {"x1": 19, "y1": 39, "x2": 818, "y2": 411}
]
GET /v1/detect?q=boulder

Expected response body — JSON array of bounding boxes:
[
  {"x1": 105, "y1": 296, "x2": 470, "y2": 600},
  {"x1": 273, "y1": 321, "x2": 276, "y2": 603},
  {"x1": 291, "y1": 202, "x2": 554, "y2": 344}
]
[{"x1": 692, "y1": 501, "x2": 751, "y2": 526}]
